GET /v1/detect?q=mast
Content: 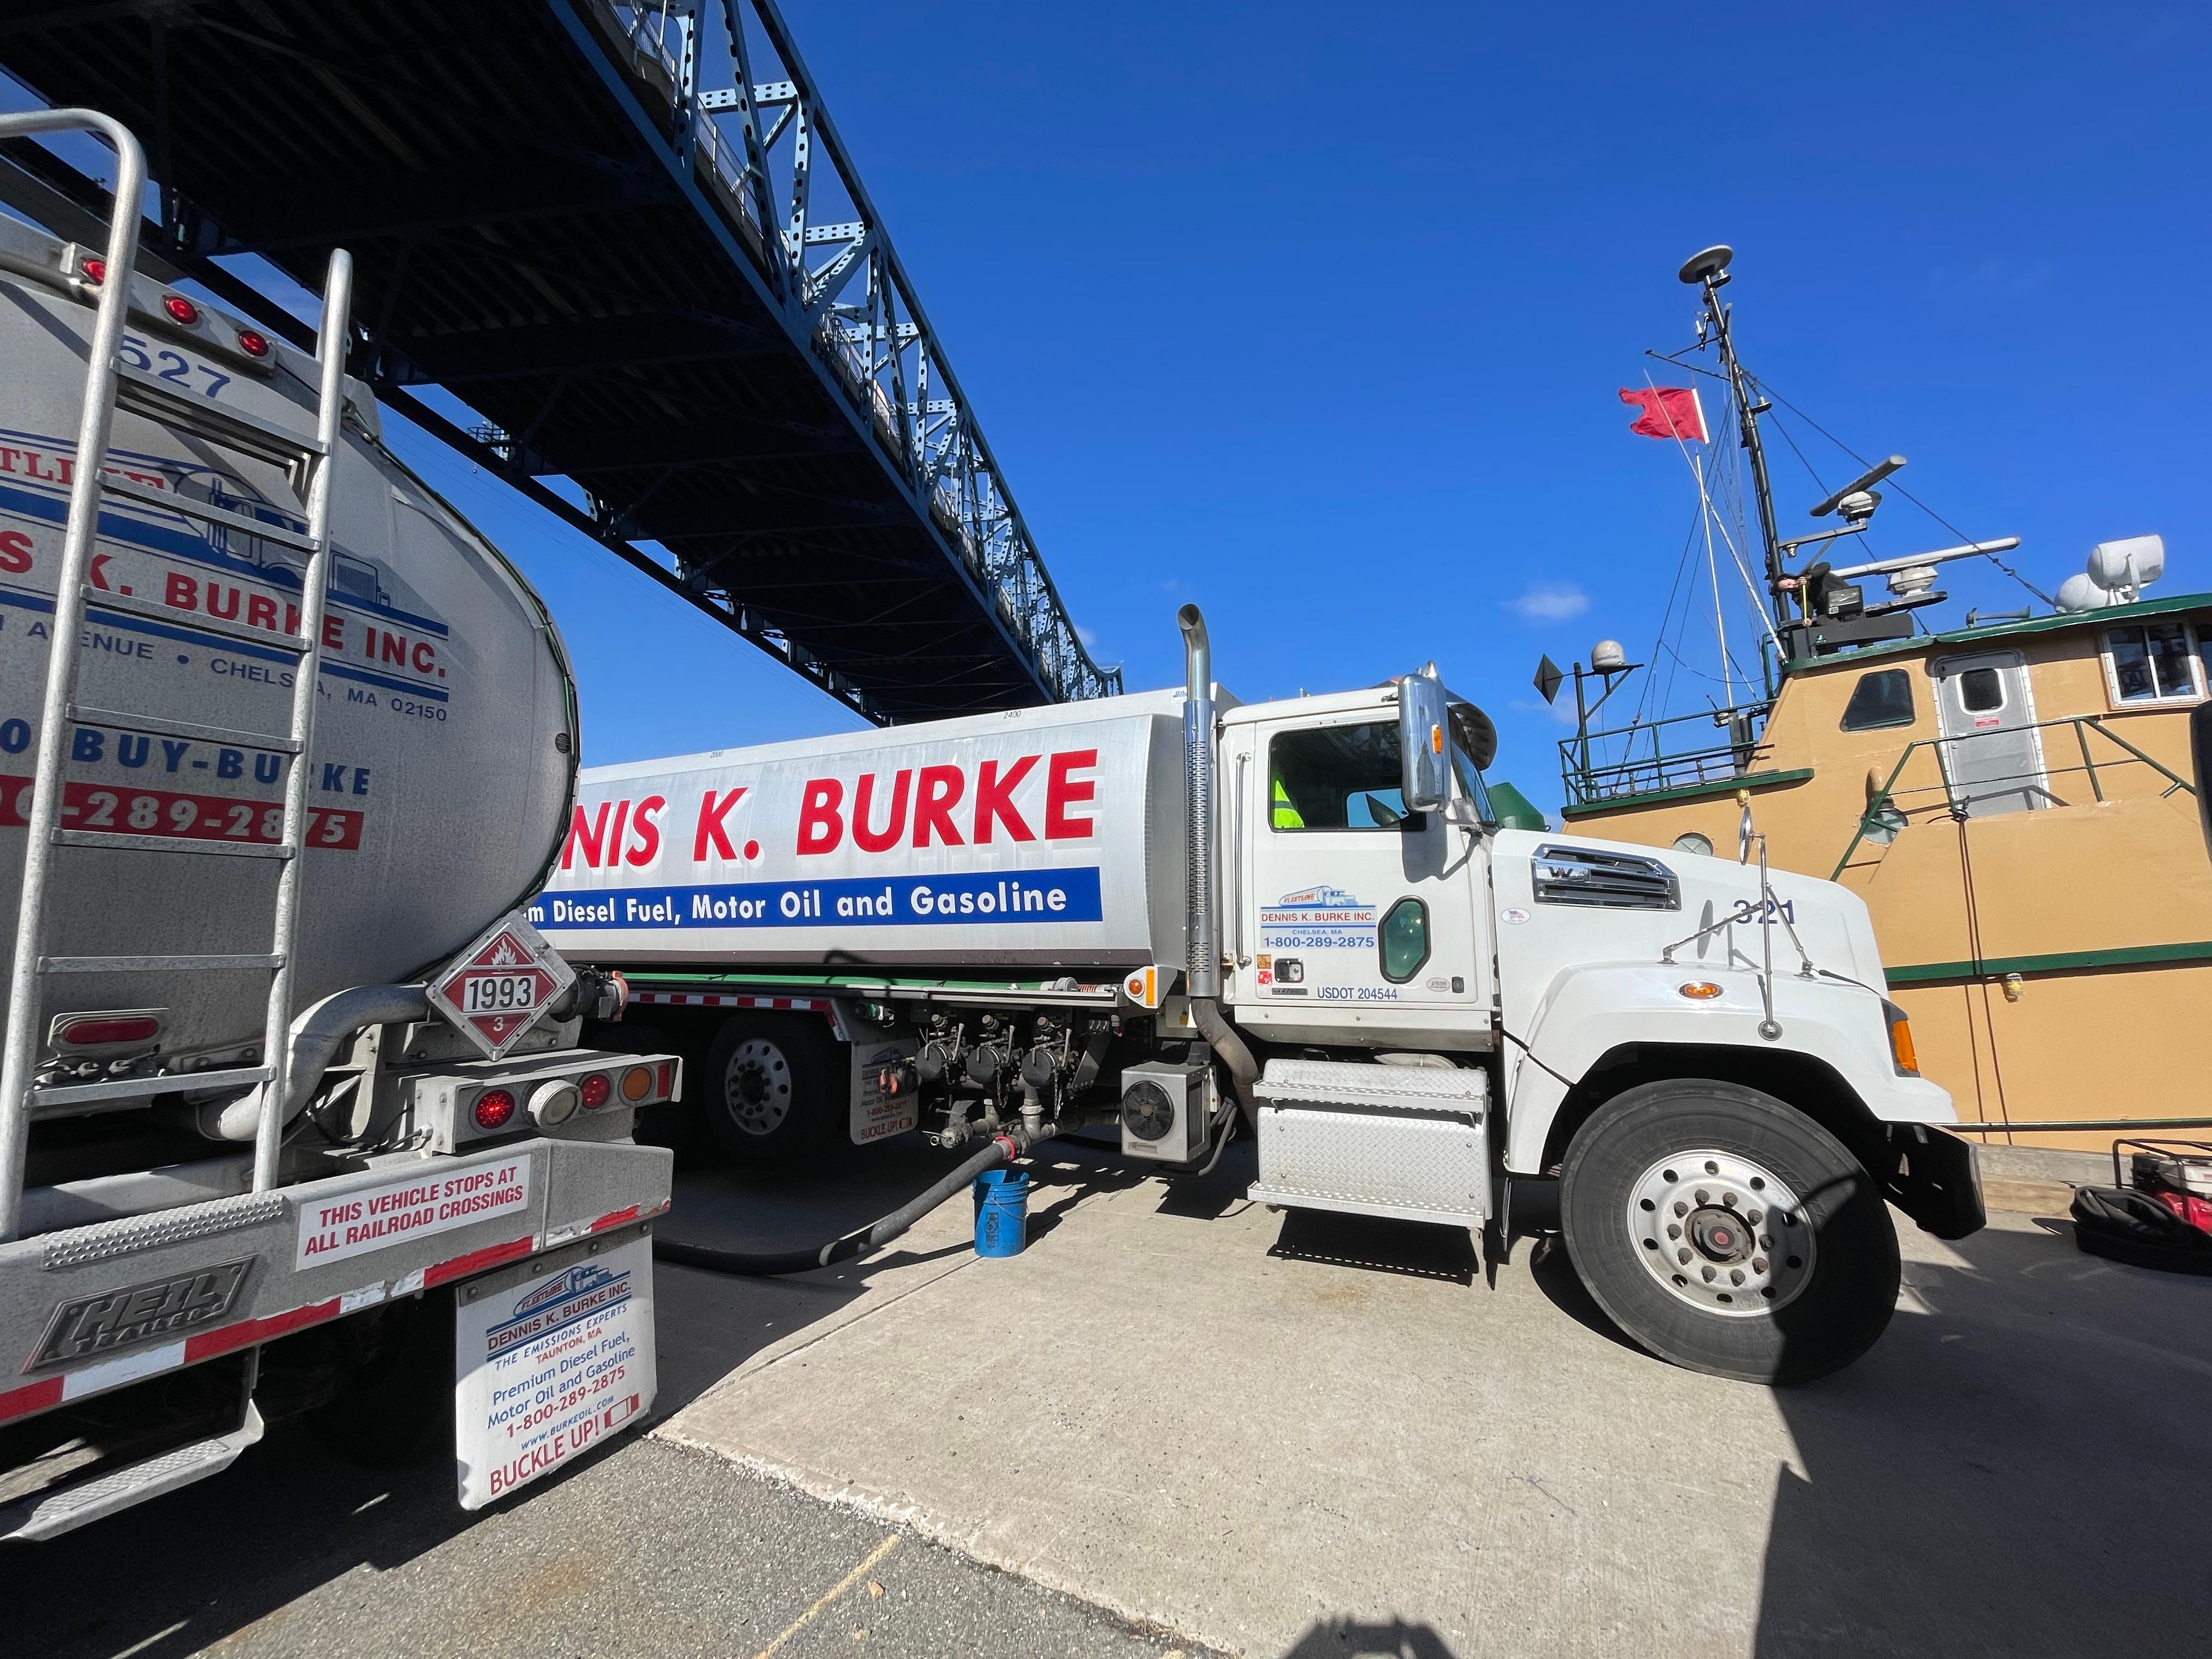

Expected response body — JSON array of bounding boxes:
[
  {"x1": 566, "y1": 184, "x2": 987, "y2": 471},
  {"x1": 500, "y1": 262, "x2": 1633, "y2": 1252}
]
[{"x1": 1679, "y1": 246, "x2": 1789, "y2": 634}]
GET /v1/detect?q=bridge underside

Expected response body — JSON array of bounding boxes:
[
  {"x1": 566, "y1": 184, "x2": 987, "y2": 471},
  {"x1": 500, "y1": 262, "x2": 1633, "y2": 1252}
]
[{"x1": 0, "y1": 0, "x2": 1102, "y2": 723}]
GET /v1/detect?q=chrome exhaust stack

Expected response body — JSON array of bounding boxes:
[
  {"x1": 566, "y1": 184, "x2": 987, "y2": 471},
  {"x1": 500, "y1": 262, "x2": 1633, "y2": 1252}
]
[
  {"x1": 1177, "y1": 604, "x2": 1219, "y2": 1001},
  {"x1": 1175, "y1": 604, "x2": 1256, "y2": 1121}
]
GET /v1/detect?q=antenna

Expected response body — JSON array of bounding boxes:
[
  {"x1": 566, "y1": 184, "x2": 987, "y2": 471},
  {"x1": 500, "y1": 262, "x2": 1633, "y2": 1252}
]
[
  {"x1": 1678, "y1": 245, "x2": 1734, "y2": 285},
  {"x1": 1681, "y1": 244, "x2": 1787, "y2": 632},
  {"x1": 1809, "y1": 455, "x2": 1907, "y2": 520}
]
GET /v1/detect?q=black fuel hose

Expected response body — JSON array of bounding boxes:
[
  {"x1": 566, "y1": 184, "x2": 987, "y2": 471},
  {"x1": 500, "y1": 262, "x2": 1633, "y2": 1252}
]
[{"x1": 652, "y1": 1135, "x2": 1019, "y2": 1277}]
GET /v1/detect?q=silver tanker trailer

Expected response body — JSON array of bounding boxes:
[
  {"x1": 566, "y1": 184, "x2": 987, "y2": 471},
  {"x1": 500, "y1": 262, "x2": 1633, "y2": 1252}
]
[{"x1": 0, "y1": 112, "x2": 674, "y2": 1537}]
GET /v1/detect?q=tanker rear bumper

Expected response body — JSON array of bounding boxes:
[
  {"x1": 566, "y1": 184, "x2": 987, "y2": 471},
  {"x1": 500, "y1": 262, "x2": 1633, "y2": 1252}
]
[{"x1": 0, "y1": 1133, "x2": 671, "y2": 1531}]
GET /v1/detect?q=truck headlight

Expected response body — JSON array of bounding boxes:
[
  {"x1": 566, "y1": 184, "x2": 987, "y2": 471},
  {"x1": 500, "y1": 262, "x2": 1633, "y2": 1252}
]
[{"x1": 1881, "y1": 1000, "x2": 1919, "y2": 1076}]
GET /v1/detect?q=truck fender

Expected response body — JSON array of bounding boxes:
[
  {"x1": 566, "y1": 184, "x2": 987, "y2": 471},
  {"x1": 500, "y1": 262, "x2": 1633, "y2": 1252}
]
[{"x1": 1502, "y1": 962, "x2": 1955, "y2": 1174}]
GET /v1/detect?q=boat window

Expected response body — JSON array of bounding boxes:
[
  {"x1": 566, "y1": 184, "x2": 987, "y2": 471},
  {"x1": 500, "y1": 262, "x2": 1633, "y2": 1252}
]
[
  {"x1": 1840, "y1": 669, "x2": 1916, "y2": 731},
  {"x1": 1268, "y1": 722, "x2": 1412, "y2": 831},
  {"x1": 2106, "y1": 623, "x2": 2200, "y2": 703},
  {"x1": 1959, "y1": 668, "x2": 2005, "y2": 713}
]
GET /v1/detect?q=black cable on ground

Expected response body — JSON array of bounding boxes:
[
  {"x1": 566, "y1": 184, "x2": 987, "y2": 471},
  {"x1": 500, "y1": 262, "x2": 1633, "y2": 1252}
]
[{"x1": 653, "y1": 1136, "x2": 1017, "y2": 1277}]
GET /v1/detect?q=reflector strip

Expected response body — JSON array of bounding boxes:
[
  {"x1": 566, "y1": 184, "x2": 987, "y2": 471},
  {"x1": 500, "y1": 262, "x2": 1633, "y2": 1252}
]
[
  {"x1": 184, "y1": 1296, "x2": 342, "y2": 1363},
  {"x1": 63, "y1": 1340, "x2": 185, "y2": 1400},
  {"x1": 422, "y1": 1234, "x2": 535, "y2": 1289},
  {"x1": 630, "y1": 991, "x2": 828, "y2": 1011},
  {"x1": 590, "y1": 1205, "x2": 641, "y2": 1233},
  {"x1": 0, "y1": 1376, "x2": 64, "y2": 1424}
]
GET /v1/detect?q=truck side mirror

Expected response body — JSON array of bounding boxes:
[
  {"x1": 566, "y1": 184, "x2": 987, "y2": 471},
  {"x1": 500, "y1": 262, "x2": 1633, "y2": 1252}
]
[{"x1": 1398, "y1": 673, "x2": 1450, "y2": 814}]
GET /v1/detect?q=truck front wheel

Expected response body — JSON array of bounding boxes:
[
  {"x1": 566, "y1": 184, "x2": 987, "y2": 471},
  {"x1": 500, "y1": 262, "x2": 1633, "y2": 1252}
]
[
  {"x1": 1558, "y1": 1080, "x2": 1900, "y2": 1385},
  {"x1": 703, "y1": 1014, "x2": 845, "y2": 1165}
]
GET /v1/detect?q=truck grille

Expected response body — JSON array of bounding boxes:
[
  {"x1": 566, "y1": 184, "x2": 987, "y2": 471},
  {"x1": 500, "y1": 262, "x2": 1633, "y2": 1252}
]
[{"x1": 1530, "y1": 844, "x2": 1680, "y2": 911}]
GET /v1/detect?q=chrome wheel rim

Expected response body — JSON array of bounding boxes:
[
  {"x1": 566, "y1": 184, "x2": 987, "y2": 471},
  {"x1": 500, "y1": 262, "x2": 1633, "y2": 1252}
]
[
  {"x1": 722, "y1": 1037, "x2": 793, "y2": 1136},
  {"x1": 1626, "y1": 1148, "x2": 1815, "y2": 1317}
]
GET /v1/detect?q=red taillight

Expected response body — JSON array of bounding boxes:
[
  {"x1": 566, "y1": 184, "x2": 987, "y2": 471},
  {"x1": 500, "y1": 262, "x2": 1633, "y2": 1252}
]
[
  {"x1": 656, "y1": 1060, "x2": 674, "y2": 1099},
  {"x1": 579, "y1": 1073, "x2": 612, "y2": 1111},
  {"x1": 57, "y1": 1015, "x2": 158, "y2": 1047},
  {"x1": 472, "y1": 1088, "x2": 517, "y2": 1131},
  {"x1": 80, "y1": 257, "x2": 105, "y2": 285},
  {"x1": 162, "y1": 294, "x2": 199, "y2": 325},
  {"x1": 236, "y1": 329, "x2": 270, "y2": 358}
]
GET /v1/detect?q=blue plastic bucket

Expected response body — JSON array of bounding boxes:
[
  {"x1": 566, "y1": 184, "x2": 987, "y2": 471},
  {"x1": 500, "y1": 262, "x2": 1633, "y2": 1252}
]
[{"x1": 972, "y1": 1168, "x2": 1031, "y2": 1258}]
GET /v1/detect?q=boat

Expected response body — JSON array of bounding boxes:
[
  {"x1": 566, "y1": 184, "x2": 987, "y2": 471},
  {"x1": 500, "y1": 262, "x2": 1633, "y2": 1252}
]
[{"x1": 1550, "y1": 245, "x2": 2212, "y2": 1153}]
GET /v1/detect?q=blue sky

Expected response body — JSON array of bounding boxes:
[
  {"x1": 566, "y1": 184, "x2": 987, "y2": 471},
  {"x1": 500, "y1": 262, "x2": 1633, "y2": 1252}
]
[{"x1": 8, "y1": 3, "x2": 2208, "y2": 814}]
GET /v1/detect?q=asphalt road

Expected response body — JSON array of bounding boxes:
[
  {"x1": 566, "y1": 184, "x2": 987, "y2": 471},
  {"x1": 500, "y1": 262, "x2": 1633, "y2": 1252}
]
[
  {"x1": 0, "y1": 1340, "x2": 1213, "y2": 1659},
  {"x1": 4, "y1": 1135, "x2": 1220, "y2": 1659}
]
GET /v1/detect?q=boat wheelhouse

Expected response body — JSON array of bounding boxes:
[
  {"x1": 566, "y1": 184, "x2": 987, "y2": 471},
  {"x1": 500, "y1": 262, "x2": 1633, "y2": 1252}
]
[{"x1": 1554, "y1": 246, "x2": 2208, "y2": 1151}]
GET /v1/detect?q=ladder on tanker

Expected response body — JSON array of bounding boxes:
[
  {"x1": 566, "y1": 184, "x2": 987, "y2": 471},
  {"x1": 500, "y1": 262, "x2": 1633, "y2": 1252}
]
[{"x1": 0, "y1": 109, "x2": 356, "y2": 1238}]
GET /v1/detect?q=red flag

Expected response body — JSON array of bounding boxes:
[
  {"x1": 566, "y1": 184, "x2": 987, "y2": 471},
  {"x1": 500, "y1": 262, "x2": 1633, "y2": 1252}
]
[{"x1": 1619, "y1": 385, "x2": 1707, "y2": 442}]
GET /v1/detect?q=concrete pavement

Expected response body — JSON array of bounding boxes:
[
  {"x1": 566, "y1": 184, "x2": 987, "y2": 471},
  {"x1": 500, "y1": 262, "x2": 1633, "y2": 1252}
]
[
  {"x1": 662, "y1": 1138, "x2": 2212, "y2": 1659},
  {"x1": 5, "y1": 1132, "x2": 2207, "y2": 1658}
]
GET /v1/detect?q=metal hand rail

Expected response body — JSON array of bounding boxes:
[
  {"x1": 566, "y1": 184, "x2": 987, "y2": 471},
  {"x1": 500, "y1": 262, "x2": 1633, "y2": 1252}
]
[
  {"x1": 1830, "y1": 714, "x2": 2199, "y2": 880},
  {"x1": 1560, "y1": 699, "x2": 1776, "y2": 807},
  {"x1": 0, "y1": 109, "x2": 145, "y2": 1243}
]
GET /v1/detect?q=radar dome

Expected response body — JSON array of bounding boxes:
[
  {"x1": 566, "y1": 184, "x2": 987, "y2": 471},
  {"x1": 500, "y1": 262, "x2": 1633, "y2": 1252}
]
[
  {"x1": 2087, "y1": 534, "x2": 2164, "y2": 595},
  {"x1": 2055, "y1": 572, "x2": 2120, "y2": 612},
  {"x1": 1590, "y1": 639, "x2": 1626, "y2": 671}
]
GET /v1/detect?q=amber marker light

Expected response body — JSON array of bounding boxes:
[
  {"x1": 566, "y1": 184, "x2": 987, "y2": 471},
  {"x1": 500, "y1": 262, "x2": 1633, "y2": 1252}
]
[
  {"x1": 1882, "y1": 1000, "x2": 1920, "y2": 1076},
  {"x1": 1677, "y1": 981, "x2": 1724, "y2": 1000}
]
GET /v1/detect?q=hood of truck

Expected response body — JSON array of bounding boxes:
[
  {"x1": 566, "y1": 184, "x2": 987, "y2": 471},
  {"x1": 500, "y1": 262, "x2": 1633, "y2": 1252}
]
[{"x1": 1487, "y1": 828, "x2": 1893, "y2": 1040}]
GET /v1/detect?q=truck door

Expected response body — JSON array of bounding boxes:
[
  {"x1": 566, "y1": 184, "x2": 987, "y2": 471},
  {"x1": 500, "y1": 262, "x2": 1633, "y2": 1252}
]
[
  {"x1": 1932, "y1": 649, "x2": 2049, "y2": 816},
  {"x1": 1240, "y1": 711, "x2": 1489, "y2": 1042}
]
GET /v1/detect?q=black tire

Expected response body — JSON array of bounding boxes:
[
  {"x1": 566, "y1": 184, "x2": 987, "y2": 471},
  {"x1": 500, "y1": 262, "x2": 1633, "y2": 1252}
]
[
  {"x1": 303, "y1": 1290, "x2": 454, "y2": 1467},
  {"x1": 701, "y1": 1013, "x2": 847, "y2": 1165},
  {"x1": 1559, "y1": 1079, "x2": 1900, "y2": 1385},
  {"x1": 587, "y1": 1018, "x2": 706, "y2": 1156}
]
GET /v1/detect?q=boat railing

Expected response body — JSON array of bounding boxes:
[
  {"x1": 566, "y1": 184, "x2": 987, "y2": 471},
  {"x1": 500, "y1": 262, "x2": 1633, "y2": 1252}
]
[
  {"x1": 1559, "y1": 700, "x2": 1775, "y2": 808},
  {"x1": 1831, "y1": 714, "x2": 2200, "y2": 879}
]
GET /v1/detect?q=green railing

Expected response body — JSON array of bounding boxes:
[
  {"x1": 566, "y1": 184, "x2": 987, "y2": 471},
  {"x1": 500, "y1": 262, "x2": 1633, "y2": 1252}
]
[
  {"x1": 1559, "y1": 700, "x2": 1775, "y2": 809},
  {"x1": 1830, "y1": 714, "x2": 2199, "y2": 879}
]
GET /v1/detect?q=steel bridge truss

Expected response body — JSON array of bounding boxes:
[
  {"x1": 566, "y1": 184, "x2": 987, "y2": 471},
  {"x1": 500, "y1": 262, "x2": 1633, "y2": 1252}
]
[
  {"x1": 0, "y1": 0, "x2": 1120, "y2": 723},
  {"x1": 579, "y1": 0, "x2": 1119, "y2": 713}
]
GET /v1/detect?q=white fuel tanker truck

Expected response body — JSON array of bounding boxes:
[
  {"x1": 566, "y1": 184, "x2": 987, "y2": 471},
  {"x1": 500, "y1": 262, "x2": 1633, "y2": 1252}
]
[
  {"x1": 0, "y1": 113, "x2": 674, "y2": 1537},
  {"x1": 543, "y1": 620, "x2": 1986, "y2": 1385}
]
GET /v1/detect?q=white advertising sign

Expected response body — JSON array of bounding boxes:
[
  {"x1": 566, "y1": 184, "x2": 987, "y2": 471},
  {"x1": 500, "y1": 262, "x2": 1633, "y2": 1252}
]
[
  {"x1": 294, "y1": 1153, "x2": 533, "y2": 1269},
  {"x1": 454, "y1": 1233, "x2": 657, "y2": 1510},
  {"x1": 527, "y1": 691, "x2": 1192, "y2": 970}
]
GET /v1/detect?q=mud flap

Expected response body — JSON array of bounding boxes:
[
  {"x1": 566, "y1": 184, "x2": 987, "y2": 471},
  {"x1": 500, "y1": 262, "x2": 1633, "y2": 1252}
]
[
  {"x1": 453, "y1": 1226, "x2": 656, "y2": 1509},
  {"x1": 1882, "y1": 1124, "x2": 1985, "y2": 1240}
]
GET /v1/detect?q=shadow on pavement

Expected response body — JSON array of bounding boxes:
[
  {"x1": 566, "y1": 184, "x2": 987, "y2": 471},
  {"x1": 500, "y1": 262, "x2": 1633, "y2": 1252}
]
[
  {"x1": 1, "y1": 1135, "x2": 1012, "y2": 1659},
  {"x1": 1752, "y1": 1217, "x2": 2212, "y2": 1656},
  {"x1": 1523, "y1": 1203, "x2": 2212, "y2": 1656},
  {"x1": 0, "y1": 1411, "x2": 596, "y2": 1659},
  {"x1": 1266, "y1": 1205, "x2": 1482, "y2": 1286},
  {"x1": 1280, "y1": 1616, "x2": 1461, "y2": 1657}
]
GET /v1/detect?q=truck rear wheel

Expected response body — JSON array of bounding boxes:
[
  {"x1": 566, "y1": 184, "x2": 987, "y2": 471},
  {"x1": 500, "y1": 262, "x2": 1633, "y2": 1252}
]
[
  {"x1": 1558, "y1": 1080, "x2": 1899, "y2": 1385},
  {"x1": 702, "y1": 1014, "x2": 845, "y2": 1165}
]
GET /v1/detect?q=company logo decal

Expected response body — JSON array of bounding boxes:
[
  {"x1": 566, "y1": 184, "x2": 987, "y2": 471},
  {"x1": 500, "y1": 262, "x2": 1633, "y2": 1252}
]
[
  {"x1": 30, "y1": 1259, "x2": 252, "y2": 1369},
  {"x1": 483, "y1": 1260, "x2": 633, "y2": 1358},
  {"x1": 1258, "y1": 887, "x2": 1375, "y2": 952}
]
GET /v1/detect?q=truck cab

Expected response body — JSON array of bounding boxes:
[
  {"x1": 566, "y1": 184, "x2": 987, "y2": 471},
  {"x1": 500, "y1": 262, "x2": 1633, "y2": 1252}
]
[{"x1": 1222, "y1": 686, "x2": 1499, "y2": 1052}]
